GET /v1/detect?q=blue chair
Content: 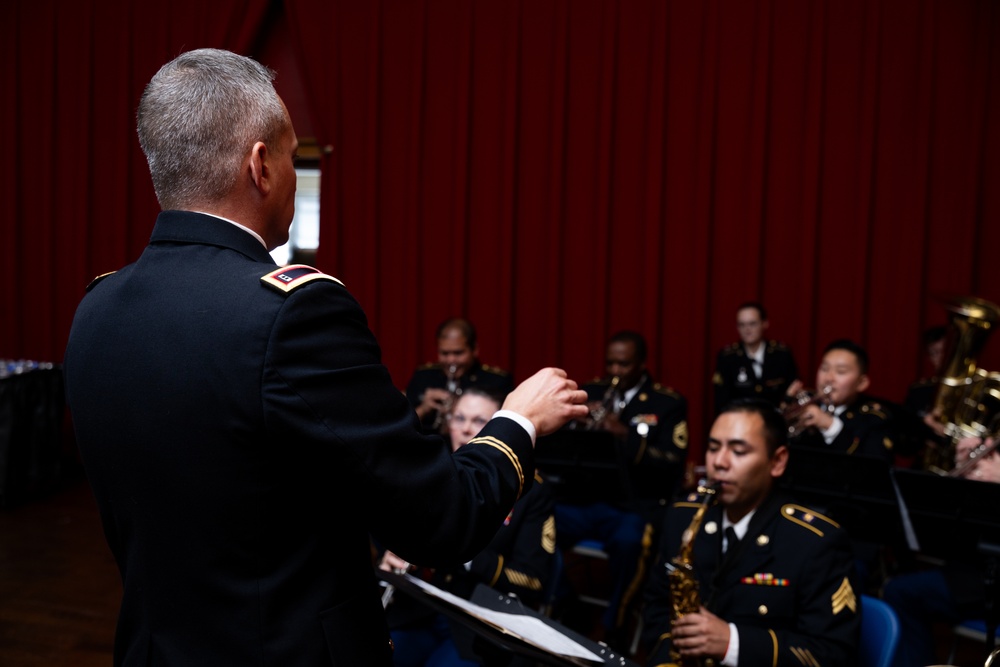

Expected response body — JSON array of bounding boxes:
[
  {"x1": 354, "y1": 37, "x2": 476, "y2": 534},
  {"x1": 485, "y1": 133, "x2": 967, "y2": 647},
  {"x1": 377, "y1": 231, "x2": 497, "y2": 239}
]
[{"x1": 860, "y1": 595, "x2": 900, "y2": 667}]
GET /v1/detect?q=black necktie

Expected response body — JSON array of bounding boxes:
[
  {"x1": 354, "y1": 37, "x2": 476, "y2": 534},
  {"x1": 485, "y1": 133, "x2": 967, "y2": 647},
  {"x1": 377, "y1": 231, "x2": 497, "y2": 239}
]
[{"x1": 724, "y1": 526, "x2": 740, "y2": 554}]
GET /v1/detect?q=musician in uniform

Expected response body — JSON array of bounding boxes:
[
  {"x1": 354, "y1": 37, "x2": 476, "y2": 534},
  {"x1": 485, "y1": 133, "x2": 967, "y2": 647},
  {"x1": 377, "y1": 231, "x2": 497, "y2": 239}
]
[
  {"x1": 556, "y1": 331, "x2": 689, "y2": 646},
  {"x1": 713, "y1": 303, "x2": 799, "y2": 414},
  {"x1": 380, "y1": 388, "x2": 556, "y2": 667},
  {"x1": 785, "y1": 339, "x2": 895, "y2": 463},
  {"x1": 405, "y1": 318, "x2": 515, "y2": 433},
  {"x1": 642, "y1": 398, "x2": 861, "y2": 667}
]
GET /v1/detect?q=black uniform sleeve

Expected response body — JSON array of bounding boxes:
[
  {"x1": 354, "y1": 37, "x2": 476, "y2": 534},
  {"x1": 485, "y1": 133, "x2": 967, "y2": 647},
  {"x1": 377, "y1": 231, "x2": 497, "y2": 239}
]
[
  {"x1": 465, "y1": 481, "x2": 556, "y2": 607},
  {"x1": 262, "y1": 280, "x2": 533, "y2": 566}
]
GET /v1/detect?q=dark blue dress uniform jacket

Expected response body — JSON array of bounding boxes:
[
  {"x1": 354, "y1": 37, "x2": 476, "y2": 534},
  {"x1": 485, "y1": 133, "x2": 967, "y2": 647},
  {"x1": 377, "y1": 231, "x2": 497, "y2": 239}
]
[
  {"x1": 642, "y1": 491, "x2": 860, "y2": 667},
  {"x1": 63, "y1": 211, "x2": 534, "y2": 667}
]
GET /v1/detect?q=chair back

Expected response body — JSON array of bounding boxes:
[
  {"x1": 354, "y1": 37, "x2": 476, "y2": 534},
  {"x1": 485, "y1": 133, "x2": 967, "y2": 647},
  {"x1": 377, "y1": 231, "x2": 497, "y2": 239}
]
[{"x1": 860, "y1": 595, "x2": 900, "y2": 667}]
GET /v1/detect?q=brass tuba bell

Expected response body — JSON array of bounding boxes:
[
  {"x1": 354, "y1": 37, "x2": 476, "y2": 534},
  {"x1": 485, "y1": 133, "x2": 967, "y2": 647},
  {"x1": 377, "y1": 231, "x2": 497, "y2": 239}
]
[{"x1": 924, "y1": 296, "x2": 1000, "y2": 473}]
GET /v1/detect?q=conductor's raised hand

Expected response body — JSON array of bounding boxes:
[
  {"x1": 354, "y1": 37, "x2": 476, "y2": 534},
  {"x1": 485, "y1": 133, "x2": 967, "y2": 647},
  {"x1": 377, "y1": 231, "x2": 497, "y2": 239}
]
[{"x1": 502, "y1": 368, "x2": 589, "y2": 438}]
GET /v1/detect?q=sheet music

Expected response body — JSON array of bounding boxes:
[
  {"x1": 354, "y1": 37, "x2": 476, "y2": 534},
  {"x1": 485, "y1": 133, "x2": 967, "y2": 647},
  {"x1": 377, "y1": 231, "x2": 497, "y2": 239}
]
[{"x1": 406, "y1": 575, "x2": 604, "y2": 662}]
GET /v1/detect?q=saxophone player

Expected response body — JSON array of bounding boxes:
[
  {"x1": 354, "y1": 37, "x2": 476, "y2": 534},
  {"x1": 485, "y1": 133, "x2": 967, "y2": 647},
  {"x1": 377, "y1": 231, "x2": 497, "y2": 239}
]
[{"x1": 642, "y1": 399, "x2": 860, "y2": 667}]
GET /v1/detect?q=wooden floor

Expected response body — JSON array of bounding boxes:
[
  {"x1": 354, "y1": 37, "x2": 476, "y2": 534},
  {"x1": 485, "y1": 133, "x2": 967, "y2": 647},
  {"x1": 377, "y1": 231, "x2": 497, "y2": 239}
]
[{"x1": 0, "y1": 477, "x2": 119, "y2": 667}]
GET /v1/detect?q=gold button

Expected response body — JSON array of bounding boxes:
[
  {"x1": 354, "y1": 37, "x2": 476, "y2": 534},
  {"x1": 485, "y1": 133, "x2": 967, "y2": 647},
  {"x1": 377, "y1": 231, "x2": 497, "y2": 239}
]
[
  {"x1": 757, "y1": 534, "x2": 769, "y2": 546},
  {"x1": 758, "y1": 605, "x2": 768, "y2": 615}
]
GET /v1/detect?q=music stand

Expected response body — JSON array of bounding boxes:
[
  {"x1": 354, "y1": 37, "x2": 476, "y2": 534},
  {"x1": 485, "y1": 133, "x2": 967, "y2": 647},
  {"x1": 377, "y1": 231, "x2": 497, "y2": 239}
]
[
  {"x1": 778, "y1": 446, "x2": 905, "y2": 547},
  {"x1": 892, "y1": 469, "x2": 1000, "y2": 655},
  {"x1": 535, "y1": 430, "x2": 629, "y2": 505},
  {"x1": 376, "y1": 570, "x2": 636, "y2": 666}
]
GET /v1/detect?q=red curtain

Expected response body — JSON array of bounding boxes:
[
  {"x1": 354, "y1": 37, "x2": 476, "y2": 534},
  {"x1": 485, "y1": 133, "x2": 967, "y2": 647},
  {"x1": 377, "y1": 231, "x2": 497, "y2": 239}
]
[
  {"x1": 1, "y1": 0, "x2": 272, "y2": 364},
  {"x1": 3, "y1": 0, "x2": 997, "y2": 450},
  {"x1": 286, "y1": 0, "x2": 1000, "y2": 444}
]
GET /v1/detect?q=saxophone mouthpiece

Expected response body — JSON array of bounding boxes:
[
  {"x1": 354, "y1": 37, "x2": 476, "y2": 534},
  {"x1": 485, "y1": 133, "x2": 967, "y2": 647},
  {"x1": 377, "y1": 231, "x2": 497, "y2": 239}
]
[{"x1": 697, "y1": 479, "x2": 721, "y2": 495}]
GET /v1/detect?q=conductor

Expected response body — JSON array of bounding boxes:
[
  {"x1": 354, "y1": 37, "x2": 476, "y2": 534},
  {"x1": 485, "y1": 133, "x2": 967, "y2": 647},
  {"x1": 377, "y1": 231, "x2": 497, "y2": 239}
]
[{"x1": 63, "y1": 48, "x2": 587, "y2": 667}]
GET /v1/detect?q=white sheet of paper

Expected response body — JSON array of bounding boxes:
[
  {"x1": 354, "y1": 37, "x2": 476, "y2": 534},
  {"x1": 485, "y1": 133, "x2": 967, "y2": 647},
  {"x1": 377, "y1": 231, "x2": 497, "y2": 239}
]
[{"x1": 406, "y1": 575, "x2": 603, "y2": 662}]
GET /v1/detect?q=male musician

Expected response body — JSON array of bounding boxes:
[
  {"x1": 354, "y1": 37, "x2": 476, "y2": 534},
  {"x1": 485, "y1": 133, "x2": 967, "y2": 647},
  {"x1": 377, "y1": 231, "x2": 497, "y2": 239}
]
[
  {"x1": 786, "y1": 339, "x2": 895, "y2": 463},
  {"x1": 556, "y1": 331, "x2": 689, "y2": 646},
  {"x1": 406, "y1": 318, "x2": 515, "y2": 432},
  {"x1": 713, "y1": 303, "x2": 799, "y2": 413},
  {"x1": 642, "y1": 398, "x2": 861, "y2": 667}
]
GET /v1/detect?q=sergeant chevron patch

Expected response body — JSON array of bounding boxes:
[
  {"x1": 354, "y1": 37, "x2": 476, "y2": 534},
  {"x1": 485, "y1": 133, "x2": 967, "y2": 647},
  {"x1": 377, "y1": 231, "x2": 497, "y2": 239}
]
[
  {"x1": 260, "y1": 265, "x2": 342, "y2": 294},
  {"x1": 832, "y1": 577, "x2": 857, "y2": 614}
]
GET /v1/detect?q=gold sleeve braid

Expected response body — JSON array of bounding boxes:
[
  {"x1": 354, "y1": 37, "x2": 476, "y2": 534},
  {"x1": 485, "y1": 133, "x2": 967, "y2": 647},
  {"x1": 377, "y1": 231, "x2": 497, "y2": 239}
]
[
  {"x1": 502, "y1": 568, "x2": 543, "y2": 591},
  {"x1": 468, "y1": 436, "x2": 524, "y2": 497}
]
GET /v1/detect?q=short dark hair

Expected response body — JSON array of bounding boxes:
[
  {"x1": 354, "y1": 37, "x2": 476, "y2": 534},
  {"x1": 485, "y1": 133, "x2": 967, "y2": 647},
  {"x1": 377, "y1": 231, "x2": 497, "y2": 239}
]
[
  {"x1": 823, "y1": 338, "x2": 869, "y2": 375},
  {"x1": 737, "y1": 301, "x2": 768, "y2": 321},
  {"x1": 436, "y1": 318, "x2": 477, "y2": 350},
  {"x1": 608, "y1": 330, "x2": 648, "y2": 364},
  {"x1": 717, "y1": 398, "x2": 788, "y2": 456}
]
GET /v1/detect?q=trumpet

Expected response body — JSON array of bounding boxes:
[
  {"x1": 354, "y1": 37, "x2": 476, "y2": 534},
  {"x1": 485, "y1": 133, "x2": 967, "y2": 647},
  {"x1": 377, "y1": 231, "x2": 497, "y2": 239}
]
[
  {"x1": 431, "y1": 364, "x2": 463, "y2": 431},
  {"x1": 781, "y1": 385, "x2": 834, "y2": 437},
  {"x1": 587, "y1": 375, "x2": 621, "y2": 429}
]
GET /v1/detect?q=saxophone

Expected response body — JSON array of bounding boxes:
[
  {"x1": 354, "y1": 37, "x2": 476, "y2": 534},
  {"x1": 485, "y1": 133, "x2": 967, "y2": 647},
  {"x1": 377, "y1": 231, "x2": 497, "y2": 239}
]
[{"x1": 665, "y1": 480, "x2": 720, "y2": 667}]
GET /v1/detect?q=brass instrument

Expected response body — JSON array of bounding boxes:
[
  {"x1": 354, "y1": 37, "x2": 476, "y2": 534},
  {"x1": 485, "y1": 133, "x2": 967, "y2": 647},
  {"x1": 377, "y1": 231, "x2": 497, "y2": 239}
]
[
  {"x1": 587, "y1": 375, "x2": 621, "y2": 429},
  {"x1": 431, "y1": 363, "x2": 463, "y2": 431},
  {"x1": 781, "y1": 385, "x2": 834, "y2": 437},
  {"x1": 948, "y1": 371, "x2": 1000, "y2": 477},
  {"x1": 665, "y1": 480, "x2": 720, "y2": 667},
  {"x1": 986, "y1": 647, "x2": 1000, "y2": 667},
  {"x1": 924, "y1": 296, "x2": 1000, "y2": 474}
]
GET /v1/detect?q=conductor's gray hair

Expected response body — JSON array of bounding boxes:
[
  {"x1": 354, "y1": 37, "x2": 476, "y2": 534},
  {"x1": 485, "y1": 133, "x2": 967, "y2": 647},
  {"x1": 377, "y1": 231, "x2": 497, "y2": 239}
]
[{"x1": 137, "y1": 48, "x2": 287, "y2": 210}]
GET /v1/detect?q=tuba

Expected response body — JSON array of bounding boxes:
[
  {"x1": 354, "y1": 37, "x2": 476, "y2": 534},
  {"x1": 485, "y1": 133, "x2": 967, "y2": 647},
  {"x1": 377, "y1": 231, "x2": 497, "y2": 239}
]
[
  {"x1": 665, "y1": 480, "x2": 720, "y2": 667},
  {"x1": 924, "y1": 296, "x2": 1000, "y2": 473}
]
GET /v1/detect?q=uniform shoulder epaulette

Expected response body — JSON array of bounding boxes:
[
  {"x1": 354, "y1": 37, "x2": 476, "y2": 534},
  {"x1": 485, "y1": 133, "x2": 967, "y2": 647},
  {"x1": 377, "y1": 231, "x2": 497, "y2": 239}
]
[
  {"x1": 767, "y1": 340, "x2": 791, "y2": 352},
  {"x1": 416, "y1": 362, "x2": 443, "y2": 371},
  {"x1": 260, "y1": 265, "x2": 343, "y2": 295},
  {"x1": 720, "y1": 343, "x2": 742, "y2": 356},
  {"x1": 86, "y1": 271, "x2": 117, "y2": 292},
  {"x1": 780, "y1": 504, "x2": 840, "y2": 537},
  {"x1": 480, "y1": 364, "x2": 510, "y2": 377},
  {"x1": 652, "y1": 383, "x2": 683, "y2": 399},
  {"x1": 859, "y1": 401, "x2": 889, "y2": 420}
]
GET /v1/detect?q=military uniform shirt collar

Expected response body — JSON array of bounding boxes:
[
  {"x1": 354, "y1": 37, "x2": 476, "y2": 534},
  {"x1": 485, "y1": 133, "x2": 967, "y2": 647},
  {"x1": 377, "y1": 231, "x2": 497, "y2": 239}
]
[
  {"x1": 194, "y1": 211, "x2": 268, "y2": 249},
  {"x1": 721, "y1": 508, "x2": 755, "y2": 544}
]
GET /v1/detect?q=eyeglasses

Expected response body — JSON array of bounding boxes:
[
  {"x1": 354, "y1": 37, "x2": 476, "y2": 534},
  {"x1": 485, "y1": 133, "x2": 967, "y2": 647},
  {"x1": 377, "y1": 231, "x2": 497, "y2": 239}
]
[{"x1": 449, "y1": 413, "x2": 490, "y2": 430}]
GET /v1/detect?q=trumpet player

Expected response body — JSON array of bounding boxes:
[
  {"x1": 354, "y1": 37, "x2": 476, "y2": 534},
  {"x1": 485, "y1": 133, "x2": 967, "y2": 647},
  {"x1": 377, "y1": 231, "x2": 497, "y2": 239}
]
[
  {"x1": 642, "y1": 399, "x2": 860, "y2": 667},
  {"x1": 406, "y1": 318, "x2": 515, "y2": 433},
  {"x1": 784, "y1": 339, "x2": 895, "y2": 463},
  {"x1": 557, "y1": 330, "x2": 689, "y2": 647}
]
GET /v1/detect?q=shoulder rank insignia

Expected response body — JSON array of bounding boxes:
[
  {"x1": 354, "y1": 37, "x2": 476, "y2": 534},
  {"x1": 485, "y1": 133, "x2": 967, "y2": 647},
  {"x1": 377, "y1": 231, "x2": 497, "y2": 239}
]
[
  {"x1": 781, "y1": 504, "x2": 840, "y2": 537},
  {"x1": 260, "y1": 265, "x2": 342, "y2": 294},
  {"x1": 86, "y1": 271, "x2": 116, "y2": 292}
]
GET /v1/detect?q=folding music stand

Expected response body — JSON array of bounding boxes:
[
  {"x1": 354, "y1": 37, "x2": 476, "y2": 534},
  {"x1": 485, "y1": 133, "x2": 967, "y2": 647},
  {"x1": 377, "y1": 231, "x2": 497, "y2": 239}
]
[
  {"x1": 892, "y1": 469, "x2": 1000, "y2": 656},
  {"x1": 376, "y1": 570, "x2": 638, "y2": 667},
  {"x1": 778, "y1": 446, "x2": 906, "y2": 547},
  {"x1": 534, "y1": 430, "x2": 630, "y2": 505}
]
